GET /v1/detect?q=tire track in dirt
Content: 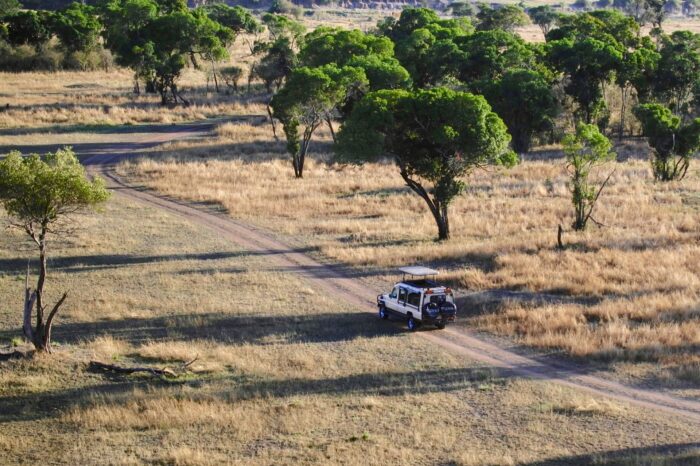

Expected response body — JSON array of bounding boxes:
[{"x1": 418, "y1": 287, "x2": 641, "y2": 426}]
[{"x1": 80, "y1": 123, "x2": 700, "y2": 425}]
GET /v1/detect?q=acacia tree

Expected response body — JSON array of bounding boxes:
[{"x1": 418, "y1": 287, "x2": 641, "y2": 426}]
[
  {"x1": 653, "y1": 31, "x2": 700, "y2": 115},
  {"x1": 484, "y1": 68, "x2": 558, "y2": 154},
  {"x1": 634, "y1": 103, "x2": 700, "y2": 181},
  {"x1": 101, "y1": 0, "x2": 231, "y2": 104},
  {"x1": 0, "y1": 149, "x2": 109, "y2": 353},
  {"x1": 546, "y1": 11, "x2": 638, "y2": 125},
  {"x1": 476, "y1": 3, "x2": 530, "y2": 32},
  {"x1": 377, "y1": 8, "x2": 472, "y2": 87},
  {"x1": 336, "y1": 88, "x2": 516, "y2": 240},
  {"x1": 271, "y1": 65, "x2": 368, "y2": 178},
  {"x1": 527, "y1": 5, "x2": 558, "y2": 36},
  {"x1": 563, "y1": 124, "x2": 616, "y2": 231},
  {"x1": 203, "y1": 3, "x2": 260, "y2": 92},
  {"x1": 51, "y1": 2, "x2": 102, "y2": 55},
  {"x1": 5, "y1": 10, "x2": 53, "y2": 51},
  {"x1": 297, "y1": 27, "x2": 410, "y2": 121}
]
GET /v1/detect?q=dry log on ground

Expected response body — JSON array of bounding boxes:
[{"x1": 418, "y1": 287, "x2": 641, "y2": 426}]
[{"x1": 88, "y1": 356, "x2": 198, "y2": 378}]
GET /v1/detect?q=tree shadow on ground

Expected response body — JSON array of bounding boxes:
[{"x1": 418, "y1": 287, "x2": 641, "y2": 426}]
[
  {"x1": 514, "y1": 442, "x2": 700, "y2": 466},
  {"x1": 0, "y1": 309, "x2": 404, "y2": 347},
  {"x1": 0, "y1": 364, "x2": 503, "y2": 423},
  {"x1": 0, "y1": 249, "x2": 316, "y2": 275}
]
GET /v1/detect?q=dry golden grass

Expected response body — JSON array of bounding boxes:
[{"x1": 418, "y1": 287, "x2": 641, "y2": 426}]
[
  {"x1": 0, "y1": 32, "x2": 264, "y2": 132},
  {"x1": 119, "y1": 119, "x2": 700, "y2": 387},
  {"x1": 1, "y1": 193, "x2": 697, "y2": 465}
]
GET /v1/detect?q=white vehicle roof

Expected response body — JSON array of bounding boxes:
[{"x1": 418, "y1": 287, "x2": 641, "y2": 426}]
[{"x1": 398, "y1": 266, "x2": 439, "y2": 277}]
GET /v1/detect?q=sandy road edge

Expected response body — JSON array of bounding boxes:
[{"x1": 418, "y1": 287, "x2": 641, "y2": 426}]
[{"x1": 81, "y1": 141, "x2": 700, "y2": 425}]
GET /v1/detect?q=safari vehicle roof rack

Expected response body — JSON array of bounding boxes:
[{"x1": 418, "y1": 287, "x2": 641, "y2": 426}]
[
  {"x1": 398, "y1": 266, "x2": 440, "y2": 287},
  {"x1": 398, "y1": 266, "x2": 439, "y2": 278}
]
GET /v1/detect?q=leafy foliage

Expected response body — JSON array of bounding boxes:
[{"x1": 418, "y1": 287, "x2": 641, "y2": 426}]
[
  {"x1": 484, "y1": 68, "x2": 558, "y2": 154},
  {"x1": 377, "y1": 8, "x2": 472, "y2": 87},
  {"x1": 527, "y1": 5, "x2": 559, "y2": 35},
  {"x1": 455, "y1": 29, "x2": 538, "y2": 93},
  {"x1": 476, "y1": 3, "x2": 530, "y2": 32},
  {"x1": 5, "y1": 10, "x2": 53, "y2": 50},
  {"x1": 51, "y1": 2, "x2": 102, "y2": 53},
  {"x1": 271, "y1": 65, "x2": 368, "y2": 178},
  {"x1": 546, "y1": 11, "x2": 637, "y2": 124},
  {"x1": 563, "y1": 124, "x2": 616, "y2": 230},
  {"x1": 634, "y1": 103, "x2": 700, "y2": 181},
  {"x1": 653, "y1": 31, "x2": 700, "y2": 114},
  {"x1": 0, "y1": 148, "x2": 109, "y2": 352},
  {"x1": 336, "y1": 87, "x2": 516, "y2": 240},
  {"x1": 101, "y1": 0, "x2": 232, "y2": 104}
]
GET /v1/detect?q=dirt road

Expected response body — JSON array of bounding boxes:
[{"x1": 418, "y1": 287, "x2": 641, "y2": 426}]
[{"x1": 74, "y1": 121, "x2": 700, "y2": 424}]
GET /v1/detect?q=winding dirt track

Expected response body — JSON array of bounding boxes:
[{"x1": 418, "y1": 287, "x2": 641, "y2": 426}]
[{"x1": 75, "y1": 120, "x2": 700, "y2": 424}]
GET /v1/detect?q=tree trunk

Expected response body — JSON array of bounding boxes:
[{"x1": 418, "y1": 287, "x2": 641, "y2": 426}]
[
  {"x1": 618, "y1": 85, "x2": 627, "y2": 141},
  {"x1": 211, "y1": 59, "x2": 219, "y2": 93},
  {"x1": 437, "y1": 204, "x2": 450, "y2": 240},
  {"x1": 267, "y1": 101, "x2": 278, "y2": 140},
  {"x1": 25, "y1": 229, "x2": 68, "y2": 353},
  {"x1": 399, "y1": 168, "x2": 451, "y2": 241},
  {"x1": 326, "y1": 118, "x2": 336, "y2": 143}
]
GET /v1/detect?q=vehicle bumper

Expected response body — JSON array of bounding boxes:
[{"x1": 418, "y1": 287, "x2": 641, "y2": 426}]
[{"x1": 421, "y1": 313, "x2": 456, "y2": 324}]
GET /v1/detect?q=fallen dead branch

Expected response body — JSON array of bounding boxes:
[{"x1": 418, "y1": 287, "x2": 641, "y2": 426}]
[{"x1": 89, "y1": 355, "x2": 198, "y2": 378}]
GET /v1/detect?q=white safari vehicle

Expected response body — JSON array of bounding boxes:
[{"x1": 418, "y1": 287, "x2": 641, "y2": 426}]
[{"x1": 377, "y1": 266, "x2": 457, "y2": 331}]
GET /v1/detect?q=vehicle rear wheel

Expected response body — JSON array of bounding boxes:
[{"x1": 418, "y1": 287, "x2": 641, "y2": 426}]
[
  {"x1": 407, "y1": 316, "x2": 418, "y2": 331},
  {"x1": 378, "y1": 306, "x2": 389, "y2": 320},
  {"x1": 436, "y1": 322, "x2": 446, "y2": 329}
]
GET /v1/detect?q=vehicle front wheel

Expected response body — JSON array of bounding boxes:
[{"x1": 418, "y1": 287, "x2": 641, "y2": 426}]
[
  {"x1": 378, "y1": 306, "x2": 389, "y2": 320},
  {"x1": 436, "y1": 322, "x2": 446, "y2": 330},
  {"x1": 407, "y1": 317, "x2": 418, "y2": 331}
]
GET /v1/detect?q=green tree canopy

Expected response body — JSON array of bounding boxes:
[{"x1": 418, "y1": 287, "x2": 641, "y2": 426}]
[
  {"x1": 0, "y1": 148, "x2": 109, "y2": 353},
  {"x1": 5, "y1": 10, "x2": 53, "y2": 50},
  {"x1": 653, "y1": 31, "x2": 700, "y2": 114},
  {"x1": 205, "y1": 3, "x2": 260, "y2": 43},
  {"x1": 454, "y1": 29, "x2": 537, "y2": 93},
  {"x1": 546, "y1": 12, "x2": 636, "y2": 124},
  {"x1": 634, "y1": 103, "x2": 700, "y2": 181},
  {"x1": 336, "y1": 87, "x2": 516, "y2": 240},
  {"x1": 484, "y1": 68, "x2": 558, "y2": 154},
  {"x1": 299, "y1": 27, "x2": 394, "y2": 68},
  {"x1": 476, "y1": 3, "x2": 530, "y2": 32},
  {"x1": 271, "y1": 64, "x2": 368, "y2": 178},
  {"x1": 377, "y1": 8, "x2": 472, "y2": 87},
  {"x1": 51, "y1": 2, "x2": 102, "y2": 53},
  {"x1": 101, "y1": 0, "x2": 232, "y2": 104},
  {"x1": 563, "y1": 124, "x2": 616, "y2": 231},
  {"x1": 0, "y1": 0, "x2": 22, "y2": 20},
  {"x1": 527, "y1": 5, "x2": 558, "y2": 35}
]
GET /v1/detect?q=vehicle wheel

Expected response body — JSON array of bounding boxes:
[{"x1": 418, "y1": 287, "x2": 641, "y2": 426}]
[
  {"x1": 378, "y1": 306, "x2": 389, "y2": 320},
  {"x1": 407, "y1": 317, "x2": 418, "y2": 331},
  {"x1": 436, "y1": 322, "x2": 446, "y2": 330}
]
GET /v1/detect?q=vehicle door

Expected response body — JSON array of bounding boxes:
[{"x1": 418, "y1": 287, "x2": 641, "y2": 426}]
[
  {"x1": 405, "y1": 288, "x2": 422, "y2": 320},
  {"x1": 384, "y1": 286, "x2": 401, "y2": 312},
  {"x1": 394, "y1": 286, "x2": 409, "y2": 315}
]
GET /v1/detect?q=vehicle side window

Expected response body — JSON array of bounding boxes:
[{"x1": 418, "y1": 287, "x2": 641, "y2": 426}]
[
  {"x1": 389, "y1": 287, "x2": 398, "y2": 299},
  {"x1": 398, "y1": 287, "x2": 407, "y2": 303},
  {"x1": 407, "y1": 291, "x2": 420, "y2": 308}
]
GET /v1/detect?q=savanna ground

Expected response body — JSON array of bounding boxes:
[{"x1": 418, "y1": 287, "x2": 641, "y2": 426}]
[
  {"x1": 1, "y1": 186, "x2": 699, "y2": 465},
  {"x1": 1, "y1": 10, "x2": 700, "y2": 465}
]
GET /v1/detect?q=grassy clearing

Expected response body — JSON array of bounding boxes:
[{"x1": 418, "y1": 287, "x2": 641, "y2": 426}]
[
  {"x1": 117, "y1": 118, "x2": 700, "y2": 392},
  {"x1": 0, "y1": 195, "x2": 697, "y2": 465}
]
